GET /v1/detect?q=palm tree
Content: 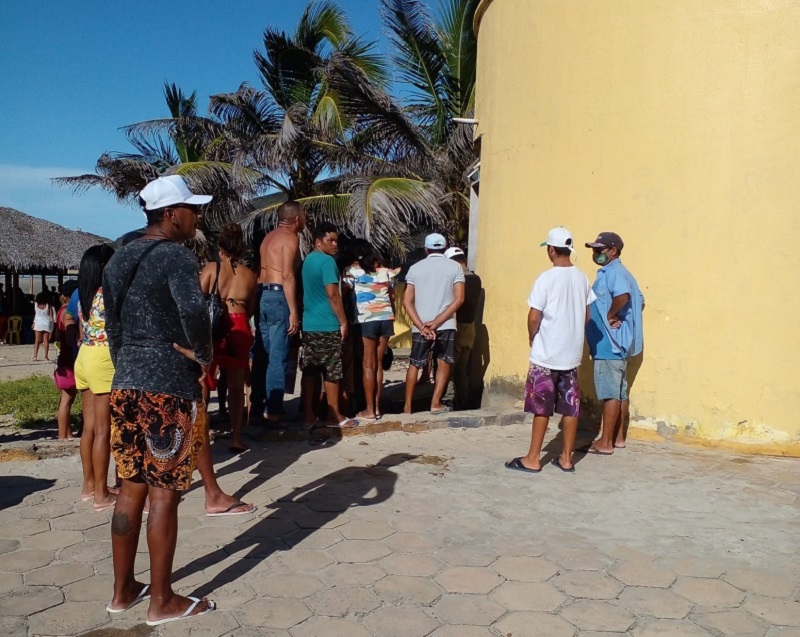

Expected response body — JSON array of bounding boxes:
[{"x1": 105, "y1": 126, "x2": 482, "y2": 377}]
[{"x1": 54, "y1": 83, "x2": 261, "y2": 231}]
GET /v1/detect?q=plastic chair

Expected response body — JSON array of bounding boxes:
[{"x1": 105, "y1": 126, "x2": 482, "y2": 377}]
[{"x1": 6, "y1": 316, "x2": 22, "y2": 345}]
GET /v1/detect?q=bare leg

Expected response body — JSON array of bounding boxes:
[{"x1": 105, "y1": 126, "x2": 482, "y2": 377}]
[
  {"x1": 520, "y1": 416, "x2": 550, "y2": 471},
  {"x1": 431, "y1": 359, "x2": 452, "y2": 411},
  {"x1": 42, "y1": 331, "x2": 50, "y2": 360},
  {"x1": 375, "y1": 337, "x2": 389, "y2": 417},
  {"x1": 615, "y1": 399, "x2": 630, "y2": 448},
  {"x1": 109, "y1": 479, "x2": 148, "y2": 610},
  {"x1": 301, "y1": 375, "x2": 319, "y2": 426},
  {"x1": 92, "y1": 393, "x2": 116, "y2": 509},
  {"x1": 225, "y1": 368, "x2": 247, "y2": 451},
  {"x1": 80, "y1": 389, "x2": 97, "y2": 499},
  {"x1": 590, "y1": 399, "x2": 620, "y2": 453},
  {"x1": 145, "y1": 486, "x2": 212, "y2": 622},
  {"x1": 559, "y1": 416, "x2": 578, "y2": 469},
  {"x1": 323, "y1": 379, "x2": 346, "y2": 424},
  {"x1": 358, "y1": 337, "x2": 378, "y2": 419},
  {"x1": 58, "y1": 388, "x2": 76, "y2": 439},
  {"x1": 403, "y1": 364, "x2": 420, "y2": 414},
  {"x1": 33, "y1": 332, "x2": 41, "y2": 360}
]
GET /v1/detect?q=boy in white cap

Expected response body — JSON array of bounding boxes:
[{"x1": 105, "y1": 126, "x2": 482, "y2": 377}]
[
  {"x1": 505, "y1": 227, "x2": 595, "y2": 474},
  {"x1": 402, "y1": 233, "x2": 465, "y2": 413}
]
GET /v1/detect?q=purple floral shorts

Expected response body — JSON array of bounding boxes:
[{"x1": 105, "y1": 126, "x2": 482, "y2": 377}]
[{"x1": 524, "y1": 363, "x2": 580, "y2": 418}]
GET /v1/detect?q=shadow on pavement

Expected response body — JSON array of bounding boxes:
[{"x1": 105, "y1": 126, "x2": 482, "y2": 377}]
[
  {"x1": 0, "y1": 475, "x2": 57, "y2": 508},
  {"x1": 173, "y1": 453, "x2": 414, "y2": 598}
]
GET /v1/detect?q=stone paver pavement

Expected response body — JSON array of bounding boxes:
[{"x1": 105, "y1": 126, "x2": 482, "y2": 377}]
[{"x1": 0, "y1": 422, "x2": 798, "y2": 636}]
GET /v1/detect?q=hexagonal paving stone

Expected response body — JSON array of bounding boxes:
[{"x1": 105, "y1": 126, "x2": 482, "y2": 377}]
[
  {"x1": 319, "y1": 563, "x2": 387, "y2": 587},
  {"x1": 617, "y1": 587, "x2": 693, "y2": 619},
  {"x1": 546, "y1": 548, "x2": 613, "y2": 571},
  {"x1": 383, "y1": 533, "x2": 440, "y2": 553},
  {"x1": 25, "y1": 561, "x2": 94, "y2": 586},
  {"x1": 51, "y1": 511, "x2": 107, "y2": 531},
  {"x1": 206, "y1": 580, "x2": 258, "y2": 608},
  {"x1": 220, "y1": 629, "x2": 291, "y2": 637},
  {"x1": 552, "y1": 570, "x2": 624, "y2": 599},
  {"x1": 692, "y1": 608, "x2": 771, "y2": 637},
  {"x1": 58, "y1": 540, "x2": 113, "y2": 563},
  {"x1": 306, "y1": 587, "x2": 381, "y2": 617},
  {"x1": 292, "y1": 511, "x2": 350, "y2": 530},
  {"x1": 0, "y1": 518, "x2": 49, "y2": 539},
  {"x1": 381, "y1": 553, "x2": 443, "y2": 577},
  {"x1": 253, "y1": 573, "x2": 324, "y2": 598},
  {"x1": 672, "y1": 577, "x2": 745, "y2": 608},
  {"x1": 328, "y1": 539, "x2": 392, "y2": 563},
  {"x1": 236, "y1": 598, "x2": 312, "y2": 629},
  {"x1": 238, "y1": 517, "x2": 298, "y2": 539},
  {"x1": 633, "y1": 619, "x2": 714, "y2": 636},
  {"x1": 655, "y1": 556, "x2": 731, "y2": 578},
  {"x1": 0, "y1": 539, "x2": 19, "y2": 555},
  {"x1": 0, "y1": 549, "x2": 55, "y2": 572},
  {"x1": 18, "y1": 501, "x2": 74, "y2": 520},
  {"x1": 434, "y1": 545, "x2": 499, "y2": 567},
  {"x1": 492, "y1": 556, "x2": 559, "y2": 582},
  {"x1": 0, "y1": 615, "x2": 26, "y2": 637},
  {"x1": 291, "y1": 616, "x2": 372, "y2": 637},
  {"x1": 160, "y1": 609, "x2": 241, "y2": 637},
  {"x1": 765, "y1": 628, "x2": 800, "y2": 637},
  {"x1": 64, "y1": 574, "x2": 114, "y2": 602},
  {"x1": 743, "y1": 595, "x2": 800, "y2": 626},
  {"x1": 181, "y1": 526, "x2": 242, "y2": 547},
  {"x1": 30, "y1": 601, "x2": 108, "y2": 636},
  {"x1": 0, "y1": 571, "x2": 22, "y2": 595},
  {"x1": 433, "y1": 594, "x2": 506, "y2": 625},
  {"x1": 491, "y1": 581, "x2": 568, "y2": 612},
  {"x1": 559, "y1": 600, "x2": 636, "y2": 632},
  {"x1": 363, "y1": 607, "x2": 440, "y2": 637},
  {"x1": 0, "y1": 586, "x2": 63, "y2": 616},
  {"x1": 609, "y1": 561, "x2": 677, "y2": 588},
  {"x1": 494, "y1": 611, "x2": 577, "y2": 637},
  {"x1": 268, "y1": 549, "x2": 334, "y2": 573},
  {"x1": 429, "y1": 627, "x2": 494, "y2": 637},
  {"x1": 434, "y1": 566, "x2": 504, "y2": 594},
  {"x1": 374, "y1": 575, "x2": 444, "y2": 606},
  {"x1": 282, "y1": 528, "x2": 343, "y2": 550},
  {"x1": 339, "y1": 520, "x2": 395, "y2": 540},
  {"x1": 723, "y1": 569, "x2": 797, "y2": 598}
]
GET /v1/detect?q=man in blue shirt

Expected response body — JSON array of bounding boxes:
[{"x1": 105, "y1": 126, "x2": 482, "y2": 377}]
[{"x1": 584, "y1": 232, "x2": 644, "y2": 454}]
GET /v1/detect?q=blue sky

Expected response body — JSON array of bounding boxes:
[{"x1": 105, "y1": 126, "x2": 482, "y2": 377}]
[{"x1": 0, "y1": 0, "x2": 387, "y2": 240}]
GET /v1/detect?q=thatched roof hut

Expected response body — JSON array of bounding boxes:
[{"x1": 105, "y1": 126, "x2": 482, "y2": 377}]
[{"x1": 0, "y1": 207, "x2": 108, "y2": 273}]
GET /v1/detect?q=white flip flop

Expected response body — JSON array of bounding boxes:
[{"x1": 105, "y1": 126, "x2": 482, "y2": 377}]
[
  {"x1": 106, "y1": 584, "x2": 150, "y2": 614},
  {"x1": 145, "y1": 597, "x2": 216, "y2": 626}
]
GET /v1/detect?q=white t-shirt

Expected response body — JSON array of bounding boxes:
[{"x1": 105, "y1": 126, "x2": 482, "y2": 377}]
[
  {"x1": 528, "y1": 266, "x2": 596, "y2": 370},
  {"x1": 405, "y1": 254, "x2": 465, "y2": 332}
]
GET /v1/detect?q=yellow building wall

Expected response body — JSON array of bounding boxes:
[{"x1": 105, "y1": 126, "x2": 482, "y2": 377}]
[{"x1": 474, "y1": 0, "x2": 800, "y2": 443}]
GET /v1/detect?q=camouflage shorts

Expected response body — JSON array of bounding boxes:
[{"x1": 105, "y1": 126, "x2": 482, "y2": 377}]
[{"x1": 302, "y1": 331, "x2": 343, "y2": 382}]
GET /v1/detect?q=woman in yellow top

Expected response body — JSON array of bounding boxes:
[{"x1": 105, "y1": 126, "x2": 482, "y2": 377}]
[{"x1": 75, "y1": 244, "x2": 118, "y2": 511}]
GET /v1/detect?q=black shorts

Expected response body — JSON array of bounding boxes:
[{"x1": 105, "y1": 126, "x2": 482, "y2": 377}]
[
  {"x1": 410, "y1": 330, "x2": 456, "y2": 368},
  {"x1": 360, "y1": 320, "x2": 395, "y2": 339}
]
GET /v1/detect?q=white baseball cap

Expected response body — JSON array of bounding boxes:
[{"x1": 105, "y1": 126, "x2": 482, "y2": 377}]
[
  {"x1": 540, "y1": 227, "x2": 574, "y2": 251},
  {"x1": 424, "y1": 233, "x2": 447, "y2": 249},
  {"x1": 444, "y1": 247, "x2": 465, "y2": 259},
  {"x1": 139, "y1": 175, "x2": 213, "y2": 211}
]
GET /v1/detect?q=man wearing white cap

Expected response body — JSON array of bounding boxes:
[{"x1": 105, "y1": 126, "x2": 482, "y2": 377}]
[
  {"x1": 102, "y1": 175, "x2": 216, "y2": 624},
  {"x1": 505, "y1": 227, "x2": 595, "y2": 474},
  {"x1": 402, "y1": 233, "x2": 465, "y2": 414}
]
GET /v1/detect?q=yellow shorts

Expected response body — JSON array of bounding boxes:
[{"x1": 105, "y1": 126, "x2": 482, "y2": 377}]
[{"x1": 75, "y1": 345, "x2": 115, "y2": 394}]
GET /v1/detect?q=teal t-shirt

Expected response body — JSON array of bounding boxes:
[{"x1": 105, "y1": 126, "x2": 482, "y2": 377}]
[{"x1": 302, "y1": 250, "x2": 341, "y2": 332}]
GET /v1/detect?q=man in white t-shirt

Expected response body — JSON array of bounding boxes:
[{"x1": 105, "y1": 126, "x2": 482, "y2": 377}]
[{"x1": 505, "y1": 227, "x2": 596, "y2": 474}]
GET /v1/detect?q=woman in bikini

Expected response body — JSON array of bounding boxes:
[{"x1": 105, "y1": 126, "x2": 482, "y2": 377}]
[{"x1": 200, "y1": 224, "x2": 258, "y2": 453}]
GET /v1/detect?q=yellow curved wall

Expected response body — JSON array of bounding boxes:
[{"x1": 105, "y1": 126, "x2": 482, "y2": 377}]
[{"x1": 474, "y1": 0, "x2": 800, "y2": 443}]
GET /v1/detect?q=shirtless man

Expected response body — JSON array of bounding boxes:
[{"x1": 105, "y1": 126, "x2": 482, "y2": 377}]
[{"x1": 258, "y1": 201, "x2": 305, "y2": 422}]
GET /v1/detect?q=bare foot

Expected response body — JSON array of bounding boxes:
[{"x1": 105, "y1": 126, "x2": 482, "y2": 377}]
[
  {"x1": 403, "y1": 407, "x2": 412, "y2": 414},
  {"x1": 205, "y1": 494, "x2": 254, "y2": 516},
  {"x1": 93, "y1": 493, "x2": 117, "y2": 511},
  {"x1": 614, "y1": 441, "x2": 627, "y2": 449},
  {"x1": 146, "y1": 594, "x2": 214, "y2": 624},
  {"x1": 357, "y1": 410, "x2": 378, "y2": 420},
  {"x1": 585, "y1": 444, "x2": 614, "y2": 455},
  {"x1": 107, "y1": 580, "x2": 149, "y2": 612}
]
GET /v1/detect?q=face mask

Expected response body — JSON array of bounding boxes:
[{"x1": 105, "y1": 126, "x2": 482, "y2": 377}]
[{"x1": 593, "y1": 251, "x2": 609, "y2": 265}]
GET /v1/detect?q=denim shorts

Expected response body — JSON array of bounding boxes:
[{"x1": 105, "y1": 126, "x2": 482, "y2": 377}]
[{"x1": 594, "y1": 358, "x2": 629, "y2": 401}]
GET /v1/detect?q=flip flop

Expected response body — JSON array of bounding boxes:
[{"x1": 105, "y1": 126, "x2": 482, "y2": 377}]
[
  {"x1": 106, "y1": 584, "x2": 150, "y2": 614},
  {"x1": 81, "y1": 493, "x2": 94, "y2": 502},
  {"x1": 430, "y1": 406, "x2": 451, "y2": 415},
  {"x1": 326, "y1": 418, "x2": 359, "y2": 429},
  {"x1": 93, "y1": 501, "x2": 116, "y2": 512},
  {"x1": 145, "y1": 597, "x2": 216, "y2": 626},
  {"x1": 206, "y1": 502, "x2": 256, "y2": 517},
  {"x1": 504, "y1": 457, "x2": 541, "y2": 473},
  {"x1": 584, "y1": 446, "x2": 614, "y2": 455},
  {"x1": 552, "y1": 457, "x2": 576, "y2": 473}
]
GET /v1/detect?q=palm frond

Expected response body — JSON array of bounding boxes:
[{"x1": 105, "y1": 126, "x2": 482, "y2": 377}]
[
  {"x1": 296, "y1": 0, "x2": 352, "y2": 50},
  {"x1": 436, "y1": 0, "x2": 478, "y2": 116}
]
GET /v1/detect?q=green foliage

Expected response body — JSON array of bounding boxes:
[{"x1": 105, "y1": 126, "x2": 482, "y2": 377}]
[{"x1": 0, "y1": 375, "x2": 81, "y2": 428}]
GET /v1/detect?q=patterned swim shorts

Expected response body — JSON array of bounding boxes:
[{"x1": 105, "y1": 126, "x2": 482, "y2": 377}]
[
  {"x1": 410, "y1": 329, "x2": 456, "y2": 368},
  {"x1": 524, "y1": 363, "x2": 580, "y2": 418},
  {"x1": 302, "y1": 331, "x2": 343, "y2": 382},
  {"x1": 110, "y1": 389, "x2": 204, "y2": 491}
]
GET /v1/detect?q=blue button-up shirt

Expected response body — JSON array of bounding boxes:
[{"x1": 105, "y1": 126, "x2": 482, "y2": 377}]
[{"x1": 586, "y1": 259, "x2": 644, "y2": 359}]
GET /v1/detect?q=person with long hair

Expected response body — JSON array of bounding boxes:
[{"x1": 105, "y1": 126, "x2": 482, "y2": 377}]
[
  {"x1": 54, "y1": 281, "x2": 79, "y2": 439},
  {"x1": 200, "y1": 224, "x2": 258, "y2": 453},
  {"x1": 344, "y1": 240, "x2": 399, "y2": 421},
  {"x1": 74, "y1": 243, "x2": 118, "y2": 510},
  {"x1": 32, "y1": 290, "x2": 55, "y2": 361}
]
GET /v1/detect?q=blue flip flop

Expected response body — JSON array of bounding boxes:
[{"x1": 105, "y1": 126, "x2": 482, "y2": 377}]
[
  {"x1": 552, "y1": 457, "x2": 576, "y2": 473},
  {"x1": 505, "y1": 457, "x2": 541, "y2": 473}
]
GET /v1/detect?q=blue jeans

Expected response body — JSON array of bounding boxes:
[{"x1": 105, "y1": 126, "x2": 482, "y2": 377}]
[{"x1": 259, "y1": 288, "x2": 290, "y2": 415}]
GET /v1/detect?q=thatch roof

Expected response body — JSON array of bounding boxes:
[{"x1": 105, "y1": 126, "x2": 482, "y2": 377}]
[{"x1": 0, "y1": 207, "x2": 108, "y2": 272}]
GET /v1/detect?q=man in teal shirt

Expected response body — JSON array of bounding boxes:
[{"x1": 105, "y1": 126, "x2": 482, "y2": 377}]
[{"x1": 301, "y1": 222, "x2": 356, "y2": 428}]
